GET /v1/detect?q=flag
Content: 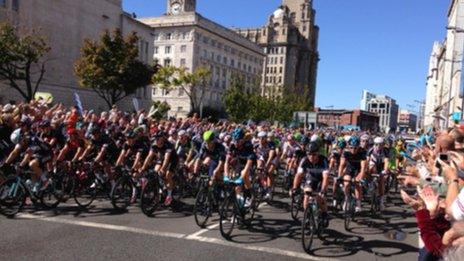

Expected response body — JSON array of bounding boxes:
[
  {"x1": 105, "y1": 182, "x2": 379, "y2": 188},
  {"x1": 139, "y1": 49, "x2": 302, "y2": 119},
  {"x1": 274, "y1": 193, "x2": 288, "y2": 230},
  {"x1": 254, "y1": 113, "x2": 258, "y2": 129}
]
[{"x1": 74, "y1": 92, "x2": 84, "y2": 116}]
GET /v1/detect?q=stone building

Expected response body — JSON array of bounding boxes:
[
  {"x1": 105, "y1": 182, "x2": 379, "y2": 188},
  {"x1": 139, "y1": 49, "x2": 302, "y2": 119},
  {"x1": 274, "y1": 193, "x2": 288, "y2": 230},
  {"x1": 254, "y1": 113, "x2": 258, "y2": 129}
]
[
  {"x1": 398, "y1": 109, "x2": 418, "y2": 132},
  {"x1": 0, "y1": 0, "x2": 154, "y2": 111},
  {"x1": 139, "y1": 0, "x2": 264, "y2": 118},
  {"x1": 366, "y1": 95, "x2": 399, "y2": 132},
  {"x1": 234, "y1": 0, "x2": 319, "y2": 108},
  {"x1": 424, "y1": 0, "x2": 464, "y2": 129},
  {"x1": 314, "y1": 108, "x2": 379, "y2": 131}
]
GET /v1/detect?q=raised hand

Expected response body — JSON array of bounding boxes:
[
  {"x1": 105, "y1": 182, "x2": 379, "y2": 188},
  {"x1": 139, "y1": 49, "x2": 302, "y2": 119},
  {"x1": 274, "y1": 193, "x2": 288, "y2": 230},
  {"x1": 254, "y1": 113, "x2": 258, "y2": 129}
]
[
  {"x1": 401, "y1": 190, "x2": 424, "y2": 211},
  {"x1": 419, "y1": 185, "x2": 440, "y2": 219}
]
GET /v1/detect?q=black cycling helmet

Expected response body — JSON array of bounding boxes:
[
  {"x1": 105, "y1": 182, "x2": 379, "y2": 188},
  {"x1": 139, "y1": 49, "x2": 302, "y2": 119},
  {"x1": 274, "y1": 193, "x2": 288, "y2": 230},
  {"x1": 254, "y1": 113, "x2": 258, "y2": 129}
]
[
  {"x1": 153, "y1": 130, "x2": 166, "y2": 140},
  {"x1": 126, "y1": 131, "x2": 136, "y2": 139},
  {"x1": 39, "y1": 120, "x2": 51, "y2": 128},
  {"x1": 307, "y1": 142, "x2": 319, "y2": 155}
]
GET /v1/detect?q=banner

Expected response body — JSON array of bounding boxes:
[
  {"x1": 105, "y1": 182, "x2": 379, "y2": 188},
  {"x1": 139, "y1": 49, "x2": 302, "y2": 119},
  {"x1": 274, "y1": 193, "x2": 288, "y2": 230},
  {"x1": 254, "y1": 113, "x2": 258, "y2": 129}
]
[
  {"x1": 132, "y1": 98, "x2": 140, "y2": 112},
  {"x1": 73, "y1": 92, "x2": 84, "y2": 116}
]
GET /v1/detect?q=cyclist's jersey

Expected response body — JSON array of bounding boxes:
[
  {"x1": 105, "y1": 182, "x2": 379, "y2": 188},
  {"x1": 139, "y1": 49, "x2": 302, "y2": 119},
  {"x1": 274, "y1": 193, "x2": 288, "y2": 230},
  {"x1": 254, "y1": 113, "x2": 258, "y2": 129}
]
[
  {"x1": 175, "y1": 139, "x2": 193, "y2": 160},
  {"x1": 197, "y1": 141, "x2": 226, "y2": 163},
  {"x1": 254, "y1": 141, "x2": 276, "y2": 161},
  {"x1": 342, "y1": 148, "x2": 367, "y2": 174},
  {"x1": 228, "y1": 141, "x2": 256, "y2": 168},
  {"x1": 297, "y1": 156, "x2": 328, "y2": 179},
  {"x1": 329, "y1": 148, "x2": 342, "y2": 164},
  {"x1": 367, "y1": 147, "x2": 389, "y2": 170},
  {"x1": 66, "y1": 137, "x2": 85, "y2": 153},
  {"x1": 283, "y1": 142, "x2": 298, "y2": 158},
  {"x1": 27, "y1": 134, "x2": 53, "y2": 159},
  {"x1": 388, "y1": 147, "x2": 399, "y2": 169},
  {"x1": 150, "y1": 141, "x2": 177, "y2": 165}
]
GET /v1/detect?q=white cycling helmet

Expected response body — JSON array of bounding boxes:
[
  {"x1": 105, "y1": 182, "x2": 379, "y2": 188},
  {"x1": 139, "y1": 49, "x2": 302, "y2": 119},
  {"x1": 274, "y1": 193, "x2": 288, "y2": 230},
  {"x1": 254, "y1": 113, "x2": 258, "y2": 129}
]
[
  {"x1": 178, "y1": 130, "x2": 187, "y2": 137},
  {"x1": 10, "y1": 128, "x2": 22, "y2": 144},
  {"x1": 267, "y1": 131, "x2": 275, "y2": 138},
  {"x1": 310, "y1": 134, "x2": 319, "y2": 142},
  {"x1": 219, "y1": 132, "x2": 226, "y2": 140},
  {"x1": 361, "y1": 134, "x2": 370, "y2": 141},
  {"x1": 344, "y1": 135, "x2": 352, "y2": 142},
  {"x1": 374, "y1": 137, "x2": 384, "y2": 144},
  {"x1": 258, "y1": 131, "x2": 267, "y2": 138}
]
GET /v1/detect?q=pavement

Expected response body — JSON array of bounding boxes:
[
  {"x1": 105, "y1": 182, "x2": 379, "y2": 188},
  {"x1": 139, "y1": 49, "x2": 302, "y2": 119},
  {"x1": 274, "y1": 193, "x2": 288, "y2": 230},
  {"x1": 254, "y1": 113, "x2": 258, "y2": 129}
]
[{"x1": 0, "y1": 190, "x2": 419, "y2": 261}]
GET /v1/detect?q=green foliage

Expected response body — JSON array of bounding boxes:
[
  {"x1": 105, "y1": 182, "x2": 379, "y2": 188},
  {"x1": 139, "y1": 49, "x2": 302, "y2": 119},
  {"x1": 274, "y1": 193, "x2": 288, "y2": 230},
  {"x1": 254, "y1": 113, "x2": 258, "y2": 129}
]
[
  {"x1": 148, "y1": 100, "x2": 171, "y2": 120},
  {"x1": 75, "y1": 29, "x2": 154, "y2": 109},
  {"x1": 223, "y1": 80, "x2": 312, "y2": 123},
  {"x1": 152, "y1": 65, "x2": 212, "y2": 115},
  {"x1": 0, "y1": 23, "x2": 50, "y2": 101}
]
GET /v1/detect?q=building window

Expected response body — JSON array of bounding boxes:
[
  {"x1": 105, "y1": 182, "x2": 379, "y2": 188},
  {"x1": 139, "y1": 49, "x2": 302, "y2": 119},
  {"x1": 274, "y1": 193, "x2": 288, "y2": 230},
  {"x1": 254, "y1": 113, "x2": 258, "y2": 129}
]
[
  {"x1": 279, "y1": 67, "x2": 283, "y2": 73},
  {"x1": 203, "y1": 50, "x2": 208, "y2": 58},
  {"x1": 0, "y1": 0, "x2": 6, "y2": 7},
  {"x1": 154, "y1": 58, "x2": 159, "y2": 65},
  {"x1": 178, "y1": 88, "x2": 184, "y2": 96},
  {"x1": 153, "y1": 88, "x2": 156, "y2": 96},
  {"x1": 280, "y1": 57, "x2": 284, "y2": 64},
  {"x1": 165, "y1": 46, "x2": 171, "y2": 54},
  {"x1": 303, "y1": 26, "x2": 307, "y2": 32},
  {"x1": 166, "y1": 33, "x2": 172, "y2": 40},
  {"x1": 180, "y1": 58, "x2": 186, "y2": 67},
  {"x1": 177, "y1": 107, "x2": 183, "y2": 112},
  {"x1": 180, "y1": 45, "x2": 187, "y2": 53},
  {"x1": 154, "y1": 34, "x2": 160, "y2": 41},
  {"x1": 154, "y1": 46, "x2": 159, "y2": 54},
  {"x1": 12, "y1": 0, "x2": 19, "y2": 11},
  {"x1": 164, "y1": 59, "x2": 171, "y2": 67},
  {"x1": 223, "y1": 57, "x2": 227, "y2": 64}
]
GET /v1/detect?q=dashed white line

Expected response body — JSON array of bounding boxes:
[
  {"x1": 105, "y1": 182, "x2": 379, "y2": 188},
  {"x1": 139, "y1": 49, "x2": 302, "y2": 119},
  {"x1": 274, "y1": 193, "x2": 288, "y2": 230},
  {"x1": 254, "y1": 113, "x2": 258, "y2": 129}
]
[
  {"x1": 17, "y1": 213, "x2": 336, "y2": 261},
  {"x1": 187, "y1": 223, "x2": 220, "y2": 238}
]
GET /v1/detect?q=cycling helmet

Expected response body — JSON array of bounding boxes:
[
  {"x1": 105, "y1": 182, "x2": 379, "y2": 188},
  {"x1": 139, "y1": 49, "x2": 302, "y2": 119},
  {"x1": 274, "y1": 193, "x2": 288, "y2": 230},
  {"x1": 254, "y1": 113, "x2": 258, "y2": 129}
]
[
  {"x1": 203, "y1": 130, "x2": 215, "y2": 142},
  {"x1": 20, "y1": 115, "x2": 32, "y2": 126},
  {"x1": 344, "y1": 135, "x2": 351, "y2": 143},
  {"x1": 258, "y1": 131, "x2": 267, "y2": 138},
  {"x1": 10, "y1": 128, "x2": 22, "y2": 144},
  {"x1": 178, "y1": 130, "x2": 187, "y2": 137},
  {"x1": 337, "y1": 138, "x2": 347, "y2": 149},
  {"x1": 310, "y1": 134, "x2": 319, "y2": 143},
  {"x1": 307, "y1": 142, "x2": 319, "y2": 154},
  {"x1": 300, "y1": 136, "x2": 310, "y2": 146},
  {"x1": 126, "y1": 131, "x2": 136, "y2": 139},
  {"x1": 153, "y1": 130, "x2": 165, "y2": 140},
  {"x1": 374, "y1": 137, "x2": 384, "y2": 145},
  {"x1": 361, "y1": 134, "x2": 370, "y2": 141},
  {"x1": 232, "y1": 128, "x2": 245, "y2": 141},
  {"x1": 294, "y1": 132, "x2": 303, "y2": 142},
  {"x1": 348, "y1": 136, "x2": 360, "y2": 147},
  {"x1": 218, "y1": 132, "x2": 226, "y2": 140}
]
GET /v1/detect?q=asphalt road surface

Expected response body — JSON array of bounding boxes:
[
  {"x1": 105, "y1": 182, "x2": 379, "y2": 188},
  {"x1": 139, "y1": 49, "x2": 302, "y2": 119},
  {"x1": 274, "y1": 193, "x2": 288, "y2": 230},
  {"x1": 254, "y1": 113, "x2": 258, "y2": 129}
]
[{"x1": 0, "y1": 191, "x2": 419, "y2": 261}]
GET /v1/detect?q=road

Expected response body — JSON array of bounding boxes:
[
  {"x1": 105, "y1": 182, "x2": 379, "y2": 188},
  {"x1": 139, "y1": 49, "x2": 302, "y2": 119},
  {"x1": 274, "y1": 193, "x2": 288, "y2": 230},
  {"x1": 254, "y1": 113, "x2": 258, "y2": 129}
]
[{"x1": 0, "y1": 192, "x2": 419, "y2": 261}]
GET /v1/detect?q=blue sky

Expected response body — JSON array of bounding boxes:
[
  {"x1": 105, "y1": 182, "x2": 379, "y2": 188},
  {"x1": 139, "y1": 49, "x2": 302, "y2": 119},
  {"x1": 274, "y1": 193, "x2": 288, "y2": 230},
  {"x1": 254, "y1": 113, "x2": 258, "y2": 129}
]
[{"x1": 123, "y1": 0, "x2": 451, "y2": 111}]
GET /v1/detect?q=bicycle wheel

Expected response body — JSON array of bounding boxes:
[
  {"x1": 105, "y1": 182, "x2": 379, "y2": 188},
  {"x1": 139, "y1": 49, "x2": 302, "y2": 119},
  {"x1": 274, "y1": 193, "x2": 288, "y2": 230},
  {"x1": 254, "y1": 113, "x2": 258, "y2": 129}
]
[
  {"x1": 193, "y1": 187, "x2": 212, "y2": 228},
  {"x1": 301, "y1": 205, "x2": 316, "y2": 253},
  {"x1": 219, "y1": 195, "x2": 236, "y2": 239},
  {"x1": 0, "y1": 177, "x2": 26, "y2": 218},
  {"x1": 290, "y1": 192, "x2": 302, "y2": 221},
  {"x1": 140, "y1": 179, "x2": 161, "y2": 216},
  {"x1": 73, "y1": 176, "x2": 97, "y2": 208},
  {"x1": 40, "y1": 178, "x2": 63, "y2": 209},
  {"x1": 111, "y1": 176, "x2": 134, "y2": 211},
  {"x1": 344, "y1": 198, "x2": 354, "y2": 231},
  {"x1": 370, "y1": 190, "x2": 380, "y2": 217}
]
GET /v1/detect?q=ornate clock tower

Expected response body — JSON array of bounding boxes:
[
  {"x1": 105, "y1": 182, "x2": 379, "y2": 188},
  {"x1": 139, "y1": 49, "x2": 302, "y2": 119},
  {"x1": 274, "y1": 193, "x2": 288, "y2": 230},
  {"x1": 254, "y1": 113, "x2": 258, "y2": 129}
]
[{"x1": 166, "y1": 0, "x2": 196, "y2": 15}]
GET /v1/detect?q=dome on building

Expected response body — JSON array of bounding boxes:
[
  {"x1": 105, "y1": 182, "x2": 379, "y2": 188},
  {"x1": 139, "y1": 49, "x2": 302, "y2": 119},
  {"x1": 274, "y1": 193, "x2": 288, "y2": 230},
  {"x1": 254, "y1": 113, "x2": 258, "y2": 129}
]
[{"x1": 273, "y1": 7, "x2": 285, "y2": 18}]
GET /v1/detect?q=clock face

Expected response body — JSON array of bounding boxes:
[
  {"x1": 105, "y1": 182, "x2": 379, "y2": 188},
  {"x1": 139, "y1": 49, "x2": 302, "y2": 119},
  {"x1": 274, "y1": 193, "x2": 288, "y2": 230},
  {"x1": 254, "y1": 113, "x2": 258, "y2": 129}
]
[{"x1": 172, "y1": 3, "x2": 181, "y2": 15}]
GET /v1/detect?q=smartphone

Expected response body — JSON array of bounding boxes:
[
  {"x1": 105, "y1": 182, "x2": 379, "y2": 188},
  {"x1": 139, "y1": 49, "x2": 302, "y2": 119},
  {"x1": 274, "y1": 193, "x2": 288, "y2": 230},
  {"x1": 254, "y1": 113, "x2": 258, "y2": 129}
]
[{"x1": 439, "y1": 153, "x2": 449, "y2": 162}]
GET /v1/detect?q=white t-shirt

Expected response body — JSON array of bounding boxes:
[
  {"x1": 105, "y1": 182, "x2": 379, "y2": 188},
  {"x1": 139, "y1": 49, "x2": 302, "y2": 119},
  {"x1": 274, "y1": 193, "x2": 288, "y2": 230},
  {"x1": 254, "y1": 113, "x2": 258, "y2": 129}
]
[{"x1": 451, "y1": 187, "x2": 464, "y2": 221}]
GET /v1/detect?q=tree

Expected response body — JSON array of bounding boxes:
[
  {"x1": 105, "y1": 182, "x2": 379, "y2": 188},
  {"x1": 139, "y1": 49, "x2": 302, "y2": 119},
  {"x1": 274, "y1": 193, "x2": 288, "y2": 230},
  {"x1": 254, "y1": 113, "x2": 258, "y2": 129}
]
[
  {"x1": 148, "y1": 100, "x2": 171, "y2": 120},
  {"x1": 152, "y1": 65, "x2": 212, "y2": 116},
  {"x1": 0, "y1": 23, "x2": 50, "y2": 101},
  {"x1": 222, "y1": 78, "x2": 252, "y2": 122},
  {"x1": 75, "y1": 29, "x2": 154, "y2": 109}
]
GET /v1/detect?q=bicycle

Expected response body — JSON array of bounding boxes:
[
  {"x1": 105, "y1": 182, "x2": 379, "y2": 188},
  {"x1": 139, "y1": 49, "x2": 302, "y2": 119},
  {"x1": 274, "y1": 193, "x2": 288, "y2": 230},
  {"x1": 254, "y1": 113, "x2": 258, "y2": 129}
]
[
  {"x1": 301, "y1": 189, "x2": 325, "y2": 254},
  {"x1": 193, "y1": 171, "x2": 225, "y2": 228},
  {"x1": 139, "y1": 169, "x2": 184, "y2": 217},
  {"x1": 368, "y1": 173, "x2": 381, "y2": 217},
  {"x1": 331, "y1": 175, "x2": 344, "y2": 215},
  {"x1": 343, "y1": 177, "x2": 357, "y2": 231},
  {"x1": 110, "y1": 166, "x2": 136, "y2": 211},
  {"x1": 219, "y1": 175, "x2": 256, "y2": 240}
]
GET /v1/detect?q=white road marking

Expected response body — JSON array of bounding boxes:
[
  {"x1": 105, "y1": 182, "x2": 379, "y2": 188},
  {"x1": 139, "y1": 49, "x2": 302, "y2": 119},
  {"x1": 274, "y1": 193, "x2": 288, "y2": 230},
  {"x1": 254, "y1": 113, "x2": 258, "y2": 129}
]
[
  {"x1": 17, "y1": 213, "x2": 336, "y2": 261},
  {"x1": 187, "y1": 223, "x2": 220, "y2": 238}
]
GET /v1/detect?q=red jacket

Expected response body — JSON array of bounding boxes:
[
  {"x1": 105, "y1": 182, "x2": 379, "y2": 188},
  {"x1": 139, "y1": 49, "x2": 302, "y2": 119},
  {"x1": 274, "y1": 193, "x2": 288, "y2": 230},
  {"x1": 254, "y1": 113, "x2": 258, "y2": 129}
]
[{"x1": 416, "y1": 209, "x2": 451, "y2": 257}]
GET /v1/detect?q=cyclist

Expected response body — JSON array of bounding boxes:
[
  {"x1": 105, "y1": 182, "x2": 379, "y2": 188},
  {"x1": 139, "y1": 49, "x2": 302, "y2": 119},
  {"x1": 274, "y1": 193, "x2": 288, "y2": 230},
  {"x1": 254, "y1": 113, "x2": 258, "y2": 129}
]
[
  {"x1": 56, "y1": 128, "x2": 85, "y2": 162},
  {"x1": 139, "y1": 131, "x2": 178, "y2": 206},
  {"x1": 224, "y1": 128, "x2": 256, "y2": 207},
  {"x1": 338, "y1": 136, "x2": 368, "y2": 213},
  {"x1": 330, "y1": 137, "x2": 346, "y2": 207},
  {"x1": 254, "y1": 131, "x2": 277, "y2": 200},
  {"x1": 366, "y1": 136, "x2": 390, "y2": 211},
  {"x1": 193, "y1": 130, "x2": 226, "y2": 185},
  {"x1": 292, "y1": 142, "x2": 330, "y2": 227}
]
